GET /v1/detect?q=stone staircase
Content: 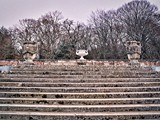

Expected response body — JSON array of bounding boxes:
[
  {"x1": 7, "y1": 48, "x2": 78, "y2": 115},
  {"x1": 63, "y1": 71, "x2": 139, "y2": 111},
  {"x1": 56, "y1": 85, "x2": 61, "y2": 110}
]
[{"x1": 0, "y1": 64, "x2": 160, "y2": 120}]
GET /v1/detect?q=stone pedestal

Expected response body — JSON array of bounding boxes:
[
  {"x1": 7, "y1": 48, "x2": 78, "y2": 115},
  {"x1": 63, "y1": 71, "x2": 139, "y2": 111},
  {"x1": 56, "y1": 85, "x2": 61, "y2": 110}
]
[
  {"x1": 23, "y1": 41, "x2": 38, "y2": 65},
  {"x1": 126, "y1": 41, "x2": 141, "y2": 66},
  {"x1": 77, "y1": 60, "x2": 87, "y2": 65}
]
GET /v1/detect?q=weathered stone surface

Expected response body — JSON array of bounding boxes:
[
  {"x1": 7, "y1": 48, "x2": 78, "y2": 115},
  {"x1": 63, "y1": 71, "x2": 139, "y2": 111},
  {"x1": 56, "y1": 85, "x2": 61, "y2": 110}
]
[
  {"x1": 0, "y1": 62, "x2": 160, "y2": 119},
  {"x1": 0, "y1": 60, "x2": 160, "y2": 66}
]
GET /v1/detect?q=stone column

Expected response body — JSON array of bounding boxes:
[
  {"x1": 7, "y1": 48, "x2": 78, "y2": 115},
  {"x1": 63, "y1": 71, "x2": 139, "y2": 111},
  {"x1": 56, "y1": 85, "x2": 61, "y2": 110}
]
[{"x1": 126, "y1": 41, "x2": 141, "y2": 66}]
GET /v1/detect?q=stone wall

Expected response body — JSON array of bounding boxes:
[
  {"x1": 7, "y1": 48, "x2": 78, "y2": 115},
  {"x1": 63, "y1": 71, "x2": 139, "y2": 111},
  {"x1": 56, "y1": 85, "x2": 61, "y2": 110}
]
[{"x1": 0, "y1": 60, "x2": 160, "y2": 66}]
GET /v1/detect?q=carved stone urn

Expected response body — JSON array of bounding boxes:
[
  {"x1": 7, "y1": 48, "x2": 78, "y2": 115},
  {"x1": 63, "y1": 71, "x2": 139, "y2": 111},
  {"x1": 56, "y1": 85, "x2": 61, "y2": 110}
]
[
  {"x1": 76, "y1": 50, "x2": 88, "y2": 60},
  {"x1": 126, "y1": 41, "x2": 141, "y2": 65},
  {"x1": 23, "y1": 41, "x2": 37, "y2": 64}
]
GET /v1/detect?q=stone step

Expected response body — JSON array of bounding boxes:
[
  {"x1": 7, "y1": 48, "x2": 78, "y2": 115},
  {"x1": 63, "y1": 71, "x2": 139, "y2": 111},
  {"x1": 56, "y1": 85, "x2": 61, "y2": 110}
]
[
  {"x1": 5, "y1": 74, "x2": 116, "y2": 78},
  {"x1": 0, "y1": 98, "x2": 159, "y2": 105},
  {"x1": 12, "y1": 68, "x2": 152, "y2": 71},
  {"x1": 10, "y1": 67, "x2": 156, "y2": 77},
  {"x1": 10, "y1": 70, "x2": 154, "y2": 74},
  {"x1": 10, "y1": 69, "x2": 156, "y2": 74},
  {"x1": 1, "y1": 77, "x2": 160, "y2": 83},
  {"x1": 6, "y1": 74, "x2": 155, "y2": 78},
  {"x1": 0, "y1": 111, "x2": 160, "y2": 120},
  {"x1": 0, "y1": 86, "x2": 160, "y2": 92},
  {"x1": 12, "y1": 70, "x2": 97, "y2": 75},
  {"x1": 0, "y1": 92, "x2": 160, "y2": 98},
  {"x1": 1, "y1": 64, "x2": 159, "y2": 119},
  {"x1": 0, "y1": 104, "x2": 160, "y2": 112},
  {"x1": 13, "y1": 65, "x2": 152, "y2": 70},
  {"x1": 0, "y1": 82, "x2": 160, "y2": 87},
  {"x1": 10, "y1": 71, "x2": 155, "y2": 77}
]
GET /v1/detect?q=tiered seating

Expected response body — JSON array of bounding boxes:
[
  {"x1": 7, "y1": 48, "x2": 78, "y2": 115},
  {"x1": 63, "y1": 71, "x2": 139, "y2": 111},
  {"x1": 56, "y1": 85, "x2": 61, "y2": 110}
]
[{"x1": 0, "y1": 64, "x2": 160, "y2": 120}]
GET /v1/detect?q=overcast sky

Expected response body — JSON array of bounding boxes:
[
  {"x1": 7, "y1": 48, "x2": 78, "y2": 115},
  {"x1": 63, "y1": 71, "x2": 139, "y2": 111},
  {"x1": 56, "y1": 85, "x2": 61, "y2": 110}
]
[{"x1": 0, "y1": 0, "x2": 160, "y2": 28}]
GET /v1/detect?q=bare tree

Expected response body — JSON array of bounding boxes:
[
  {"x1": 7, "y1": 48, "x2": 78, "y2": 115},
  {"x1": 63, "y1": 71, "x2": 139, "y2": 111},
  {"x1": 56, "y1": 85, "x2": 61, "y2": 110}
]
[
  {"x1": 89, "y1": 10, "x2": 127, "y2": 59},
  {"x1": 117, "y1": 0, "x2": 160, "y2": 59},
  {"x1": 56, "y1": 19, "x2": 92, "y2": 59},
  {"x1": 35, "y1": 11, "x2": 63, "y2": 59},
  {"x1": 9, "y1": 18, "x2": 38, "y2": 58},
  {"x1": 10, "y1": 11, "x2": 63, "y2": 59},
  {"x1": 0, "y1": 26, "x2": 15, "y2": 59},
  {"x1": 8, "y1": 0, "x2": 160, "y2": 60}
]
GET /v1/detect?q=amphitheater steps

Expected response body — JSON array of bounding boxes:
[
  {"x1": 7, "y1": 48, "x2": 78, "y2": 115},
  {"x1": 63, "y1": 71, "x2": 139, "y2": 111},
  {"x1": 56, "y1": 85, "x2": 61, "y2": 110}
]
[
  {"x1": 0, "y1": 104, "x2": 160, "y2": 112},
  {"x1": 0, "y1": 65, "x2": 160, "y2": 119},
  {"x1": 0, "y1": 91, "x2": 160, "y2": 98},
  {"x1": 1, "y1": 77, "x2": 160, "y2": 83},
  {"x1": 1, "y1": 97, "x2": 160, "y2": 105},
  {"x1": 1, "y1": 111, "x2": 160, "y2": 120},
  {"x1": 0, "y1": 82, "x2": 160, "y2": 87},
  {"x1": 1, "y1": 86, "x2": 160, "y2": 92}
]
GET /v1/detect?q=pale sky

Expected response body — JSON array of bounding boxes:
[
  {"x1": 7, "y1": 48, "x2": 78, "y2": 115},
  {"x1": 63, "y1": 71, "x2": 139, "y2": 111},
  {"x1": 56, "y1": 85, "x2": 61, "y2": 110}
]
[{"x1": 0, "y1": 0, "x2": 160, "y2": 28}]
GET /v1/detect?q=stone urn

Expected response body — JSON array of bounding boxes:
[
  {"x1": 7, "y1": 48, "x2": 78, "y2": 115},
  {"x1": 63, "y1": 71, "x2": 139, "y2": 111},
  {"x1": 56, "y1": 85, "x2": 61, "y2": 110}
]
[
  {"x1": 76, "y1": 50, "x2": 88, "y2": 60},
  {"x1": 126, "y1": 41, "x2": 141, "y2": 65},
  {"x1": 23, "y1": 41, "x2": 37, "y2": 64}
]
